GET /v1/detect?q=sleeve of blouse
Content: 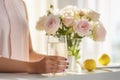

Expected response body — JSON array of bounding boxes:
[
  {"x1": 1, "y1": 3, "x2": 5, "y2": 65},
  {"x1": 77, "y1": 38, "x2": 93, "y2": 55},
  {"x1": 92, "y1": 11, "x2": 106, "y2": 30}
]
[
  {"x1": 22, "y1": 1, "x2": 29, "y2": 21},
  {"x1": 22, "y1": 1, "x2": 33, "y2": 53}
]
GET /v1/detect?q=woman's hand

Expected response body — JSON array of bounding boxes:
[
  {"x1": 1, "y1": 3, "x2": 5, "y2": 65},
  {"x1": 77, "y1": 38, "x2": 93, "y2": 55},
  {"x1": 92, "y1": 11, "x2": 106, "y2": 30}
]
[{"x1": 28, "y1": 56, "x2": 68, "y2": 74}]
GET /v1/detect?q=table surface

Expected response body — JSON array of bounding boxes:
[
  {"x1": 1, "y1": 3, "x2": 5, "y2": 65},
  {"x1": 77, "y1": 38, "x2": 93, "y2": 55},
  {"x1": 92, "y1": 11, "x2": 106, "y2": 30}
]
[{"x1": 0, "y1": 68, "x2": 120, "y2": 80}]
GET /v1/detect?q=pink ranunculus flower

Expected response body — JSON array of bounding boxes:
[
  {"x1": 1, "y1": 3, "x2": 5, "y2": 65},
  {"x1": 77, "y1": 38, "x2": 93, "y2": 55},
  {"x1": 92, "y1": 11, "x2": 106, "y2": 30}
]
[
  {"x1": 45, "y1": 14, "x2": 61, "y2": 35},
  {"x1": 93, "y1": 22, "x2": 106, "y2": 41},
  {"x1": 60, "y1": 5, "x2": 79, "y2": 27},
  {"x1": 36, "y1": 16, "x2": 47, "y2": 30},
  {"x1": 73, "y1": 20, "x2": 92, "y2": 37}
]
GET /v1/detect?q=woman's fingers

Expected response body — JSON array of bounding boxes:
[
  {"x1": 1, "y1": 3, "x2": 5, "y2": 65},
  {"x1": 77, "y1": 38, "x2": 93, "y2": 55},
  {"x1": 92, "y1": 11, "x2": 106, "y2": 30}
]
[
  {"x1": 44, "y1": 56, "x2": 69, "y2": 73},
  {"x1": 48, "y1": 56, "x2": 67, "y2": 61},
  {"x1": 30, "y1": 56, "x2": 69, "y2": 74},
  {"x1": 46, "y1": 56, "x2": 68, "y2": 67},
  {"x1": 49, "y1": 60, "x2": 68, "y2": 66},
  {"x1": 46, "y1": 65, "x2": 67, "y2": 73},
  {"x1": 28, "y1": 55, "x2": 69, "y2": 74}
]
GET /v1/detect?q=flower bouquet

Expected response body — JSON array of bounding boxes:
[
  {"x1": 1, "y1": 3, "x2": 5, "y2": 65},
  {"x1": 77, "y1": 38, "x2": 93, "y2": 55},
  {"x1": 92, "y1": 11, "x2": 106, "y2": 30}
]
[{"x1": 36, "y1": 5, "x2": 106, "y2": 61}]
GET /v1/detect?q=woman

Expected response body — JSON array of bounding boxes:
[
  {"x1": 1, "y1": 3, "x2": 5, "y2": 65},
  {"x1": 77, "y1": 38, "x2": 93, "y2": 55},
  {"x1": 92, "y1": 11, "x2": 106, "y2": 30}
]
[{"x1": 0, "y1": 0, "x2": 68, "y2": 74}]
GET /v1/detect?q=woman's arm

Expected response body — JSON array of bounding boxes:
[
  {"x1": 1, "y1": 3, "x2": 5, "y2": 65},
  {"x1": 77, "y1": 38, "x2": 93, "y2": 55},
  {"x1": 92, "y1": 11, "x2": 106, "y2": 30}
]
[
  {"x1": 0, "y1": 56, "x2": 67, "y2": 74},
  {"x1": 0, "y1": 35, "x2": 67, "y2": 74},
  {"x1": 0, "y1": 33, "x2": 68, "y2": 73},
  {"x1": 0, "y1": 57, "x2": 28, "y2": 73}
]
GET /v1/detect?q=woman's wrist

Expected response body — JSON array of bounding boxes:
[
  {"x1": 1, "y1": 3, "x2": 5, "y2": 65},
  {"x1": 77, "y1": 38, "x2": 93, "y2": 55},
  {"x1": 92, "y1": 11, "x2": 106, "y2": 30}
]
[
  {"x1": 26, "y1": 61, "x2": 43, "y2": 74},
  {"x1": 23, "y1": 61, "x2": 31, "y2": 73}
]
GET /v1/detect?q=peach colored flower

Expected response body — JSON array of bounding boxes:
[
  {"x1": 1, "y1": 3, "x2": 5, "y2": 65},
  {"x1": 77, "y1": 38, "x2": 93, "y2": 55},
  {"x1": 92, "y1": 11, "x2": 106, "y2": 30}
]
[
  {"x1": 45, "y1": 14, "x2": 61, "y2": 35},
  {"x1": 62, "y1": 17, "x2": 74, "y2": 27},
  {"x1": 36, "y1": 16, "x2": 47, "y2": 30},
  {"x1": 93, "y1": 22, "x2": 106, "y2": 41},
  {"x1": 79, "y1": 10, "x2": 86, "y2": 16},
  {"x1": 74, "y1": 20, "x2": 92, "y2": 37},
  {"x1": 85, "y1": 9, "x2": 100, "y2": 21}
]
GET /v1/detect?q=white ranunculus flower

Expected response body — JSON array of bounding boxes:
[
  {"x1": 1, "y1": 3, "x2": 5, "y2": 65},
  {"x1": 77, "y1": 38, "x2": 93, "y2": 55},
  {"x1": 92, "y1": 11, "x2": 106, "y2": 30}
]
[
  {"x1": 60, "y1": 5, "x2": 79, "y2": 27},
  {"x1": 60, "y1": 5, "x2": 79, "y2": 16},
  {"x1": 45, "y1": 14, "x2": 61, "y2": 35}
]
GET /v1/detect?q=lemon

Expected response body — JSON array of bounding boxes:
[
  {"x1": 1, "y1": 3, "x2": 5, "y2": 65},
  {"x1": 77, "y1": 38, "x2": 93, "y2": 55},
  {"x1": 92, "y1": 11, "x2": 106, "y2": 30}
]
[
  {"x1": 98, "y1": 53, "x2": 110, "y2": 66},
  {"x1": 83, "y1": 59, "x2": 96, "y2": 71}
]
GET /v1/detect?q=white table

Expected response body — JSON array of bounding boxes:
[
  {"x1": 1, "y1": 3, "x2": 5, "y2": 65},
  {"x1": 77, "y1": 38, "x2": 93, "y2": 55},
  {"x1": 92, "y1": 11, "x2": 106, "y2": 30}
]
[{"x1": 0, "y1": 69, "x2": 120, "y2": 80}]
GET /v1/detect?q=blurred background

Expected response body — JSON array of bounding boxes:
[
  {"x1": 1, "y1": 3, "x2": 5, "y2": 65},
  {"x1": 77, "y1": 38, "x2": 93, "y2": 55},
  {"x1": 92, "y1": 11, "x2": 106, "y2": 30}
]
[{"x1": 24, "y1": 0, "x2": 120, "y2": 64}]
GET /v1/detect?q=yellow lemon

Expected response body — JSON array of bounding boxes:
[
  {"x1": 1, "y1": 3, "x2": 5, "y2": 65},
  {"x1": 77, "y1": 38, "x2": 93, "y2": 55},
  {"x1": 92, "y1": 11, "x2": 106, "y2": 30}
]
[
  {"x1": 83, "y1": 59, "x2": 96, "y2": 71},
  {"x1": 98, "y1": 53, "x2": 110, "y2": 66}
]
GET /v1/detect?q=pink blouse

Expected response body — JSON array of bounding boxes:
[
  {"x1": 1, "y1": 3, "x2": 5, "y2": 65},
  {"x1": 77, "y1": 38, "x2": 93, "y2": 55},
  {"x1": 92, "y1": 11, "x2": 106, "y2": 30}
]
[{"x1": 0, "y1": 0, "x2": 29, "y2": 61}]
